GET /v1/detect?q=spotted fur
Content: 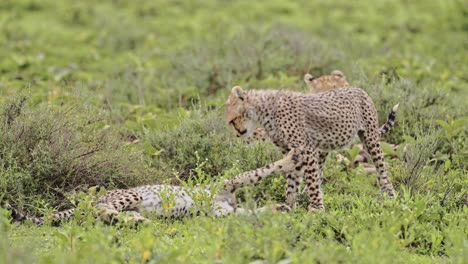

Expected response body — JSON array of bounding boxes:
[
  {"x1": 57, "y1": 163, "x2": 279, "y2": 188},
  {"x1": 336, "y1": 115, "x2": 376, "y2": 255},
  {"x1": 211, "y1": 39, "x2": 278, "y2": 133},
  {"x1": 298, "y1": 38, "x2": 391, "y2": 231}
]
[
  {"x1": 305, "y1": 70, "x2": 398, "y2": 136},
  {"x1": 225, "y1": 86, "x2": 397, "y2": 211},
  {"x1": 7, "y1": 185, "x2": 290, "y2": 226}
]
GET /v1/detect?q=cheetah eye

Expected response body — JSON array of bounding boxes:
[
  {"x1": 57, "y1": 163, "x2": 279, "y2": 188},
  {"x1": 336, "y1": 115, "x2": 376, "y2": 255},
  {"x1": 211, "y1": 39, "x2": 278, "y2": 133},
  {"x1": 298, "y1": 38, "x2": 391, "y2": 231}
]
[{"x1": 308, "y1": 76, "x2": 317, "y2": 82}]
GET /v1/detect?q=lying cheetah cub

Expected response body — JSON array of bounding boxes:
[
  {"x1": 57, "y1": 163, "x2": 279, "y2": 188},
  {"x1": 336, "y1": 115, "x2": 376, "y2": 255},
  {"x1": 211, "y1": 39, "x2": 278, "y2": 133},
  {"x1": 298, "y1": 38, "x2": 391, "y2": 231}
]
[
  {"x1": 8, "y1": 185, "x2": 236, "y2": 225},
  {"x1": 7, "y1": 184, "x2": 290, "y2": 226},
  {"x1": 225, "y1": 85, "x2": 398, "y2": 212}
]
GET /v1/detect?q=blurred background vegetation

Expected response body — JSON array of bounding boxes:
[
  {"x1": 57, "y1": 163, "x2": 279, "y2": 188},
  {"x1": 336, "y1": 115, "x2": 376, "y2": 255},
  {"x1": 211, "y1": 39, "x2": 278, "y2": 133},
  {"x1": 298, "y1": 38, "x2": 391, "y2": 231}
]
[{"x1": 0, "y1": 0, "x2": 466, "y2": 263}]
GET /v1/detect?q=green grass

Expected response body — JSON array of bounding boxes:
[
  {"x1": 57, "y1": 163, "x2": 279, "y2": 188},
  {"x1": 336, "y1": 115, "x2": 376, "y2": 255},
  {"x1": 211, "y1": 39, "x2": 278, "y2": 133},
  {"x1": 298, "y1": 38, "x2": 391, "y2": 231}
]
[{"x1": 0, "y1": 0, "x2": 467, "y2": 263}]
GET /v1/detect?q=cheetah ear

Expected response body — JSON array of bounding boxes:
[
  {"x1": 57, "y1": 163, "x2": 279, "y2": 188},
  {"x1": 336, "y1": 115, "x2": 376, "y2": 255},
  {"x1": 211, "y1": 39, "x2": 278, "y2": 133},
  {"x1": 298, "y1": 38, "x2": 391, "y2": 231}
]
[
  {"x1": 232, "y1": 86, "x2": 246, "y2": 101},
  {"x1": 331, "y1": 70, "x2": 345, "y2": 79},
  {"x1": 304, "y1": 73, "x2": 316, "y2": 83}
]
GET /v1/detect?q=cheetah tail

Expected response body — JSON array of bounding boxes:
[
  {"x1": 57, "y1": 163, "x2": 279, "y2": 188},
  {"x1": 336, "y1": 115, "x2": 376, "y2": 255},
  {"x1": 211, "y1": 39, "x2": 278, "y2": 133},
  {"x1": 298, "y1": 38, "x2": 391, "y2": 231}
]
[
  {"x1": 379, "y1": 104, "x2": 399, "y2": 137},
  {"x1": 6, "y1": 204, "x2": 44, "y2": 225},
  {"x1": 5, "y1": 204, "x2": 76, "y2": 226}
]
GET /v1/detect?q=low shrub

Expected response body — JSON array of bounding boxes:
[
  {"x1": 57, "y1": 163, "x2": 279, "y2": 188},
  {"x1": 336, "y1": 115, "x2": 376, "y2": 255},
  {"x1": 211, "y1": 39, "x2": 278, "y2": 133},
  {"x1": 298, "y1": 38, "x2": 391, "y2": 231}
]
[{"x1": 0, "y1": 96, "x2": 157, "y2": 211}]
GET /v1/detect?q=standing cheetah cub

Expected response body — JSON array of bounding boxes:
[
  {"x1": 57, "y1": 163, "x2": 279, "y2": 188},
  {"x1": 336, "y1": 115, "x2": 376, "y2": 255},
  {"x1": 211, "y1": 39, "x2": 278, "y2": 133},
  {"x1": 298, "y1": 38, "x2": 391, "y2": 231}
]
[{"x1": 225, "y1": 85, "x2": 398, "y2": 212}]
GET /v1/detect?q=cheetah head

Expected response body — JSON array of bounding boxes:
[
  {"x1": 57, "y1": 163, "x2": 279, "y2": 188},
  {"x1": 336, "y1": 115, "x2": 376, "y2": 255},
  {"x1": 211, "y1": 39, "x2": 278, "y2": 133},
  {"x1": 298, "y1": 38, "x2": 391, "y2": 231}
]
[
  {"x1": 304, "y1": 70, "x2": 349, "y2": 93},
  {"x1": 226, "y1": 86, "x2": 256, "y2": 138}
]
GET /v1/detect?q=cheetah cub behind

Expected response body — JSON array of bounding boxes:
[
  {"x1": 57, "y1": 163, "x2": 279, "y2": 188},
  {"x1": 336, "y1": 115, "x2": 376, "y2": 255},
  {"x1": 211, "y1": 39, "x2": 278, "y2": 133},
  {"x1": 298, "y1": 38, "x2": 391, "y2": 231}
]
[
  {"x1": 225, "y1": 85, "x2": 398, "y2": 212},
  {"x1": 304, "y1": 70, "x2": 350, "y2": 93}
]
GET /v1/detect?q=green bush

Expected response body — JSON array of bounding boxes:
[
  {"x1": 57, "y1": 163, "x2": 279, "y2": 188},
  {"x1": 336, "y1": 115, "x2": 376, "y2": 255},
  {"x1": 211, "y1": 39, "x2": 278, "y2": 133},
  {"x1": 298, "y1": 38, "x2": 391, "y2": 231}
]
[{"x1": 0, "y1": 96, "x2": 157, "y2": 210}]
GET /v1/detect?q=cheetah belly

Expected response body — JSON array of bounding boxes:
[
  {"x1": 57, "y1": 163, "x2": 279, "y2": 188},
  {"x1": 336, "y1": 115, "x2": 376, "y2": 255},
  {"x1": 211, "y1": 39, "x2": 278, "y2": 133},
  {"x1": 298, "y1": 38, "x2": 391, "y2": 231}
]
[
  {"x1": 303, "y1": 97, "x2": 363, "y2": 150},
  {"x1": 304, "y1": 114, "x2": 361, "y2": 150},
  {"x1": 311, "y1": 125, "x2": 359, "y2": 150},
  {"x1": 136, "y1": 185, "x2": 195, "y2": 217}
]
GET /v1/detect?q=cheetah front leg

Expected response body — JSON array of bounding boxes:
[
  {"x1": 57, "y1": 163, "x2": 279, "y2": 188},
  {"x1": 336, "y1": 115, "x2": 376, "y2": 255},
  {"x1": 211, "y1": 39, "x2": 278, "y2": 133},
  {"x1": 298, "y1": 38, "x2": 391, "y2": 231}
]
[
  {"x1": 285, "y1": 171, "x2": 301, "y2": 209},
  {"x1": 224, "y1": 148, "x2": 302, "y2": 194},
  {"x1": 301, "y1": 148, "x2": 326, "y2": 212}
]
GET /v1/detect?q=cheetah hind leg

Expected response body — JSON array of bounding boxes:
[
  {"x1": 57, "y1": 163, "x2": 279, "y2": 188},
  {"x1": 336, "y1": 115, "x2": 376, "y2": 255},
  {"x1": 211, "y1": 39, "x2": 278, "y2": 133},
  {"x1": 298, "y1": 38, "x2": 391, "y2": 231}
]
[
  {"x1": 358, "y1": 130, "x2": 396, "y2": 198},
  {"x1": 95, "y1": 190, "x2": 145, "y2": 225},
  {"x1": 96, "y1": 203, "x2": 149, "y2": 225},
  {"x1": 96, "y1": 203, "x2": 120, "y2": 224}
]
